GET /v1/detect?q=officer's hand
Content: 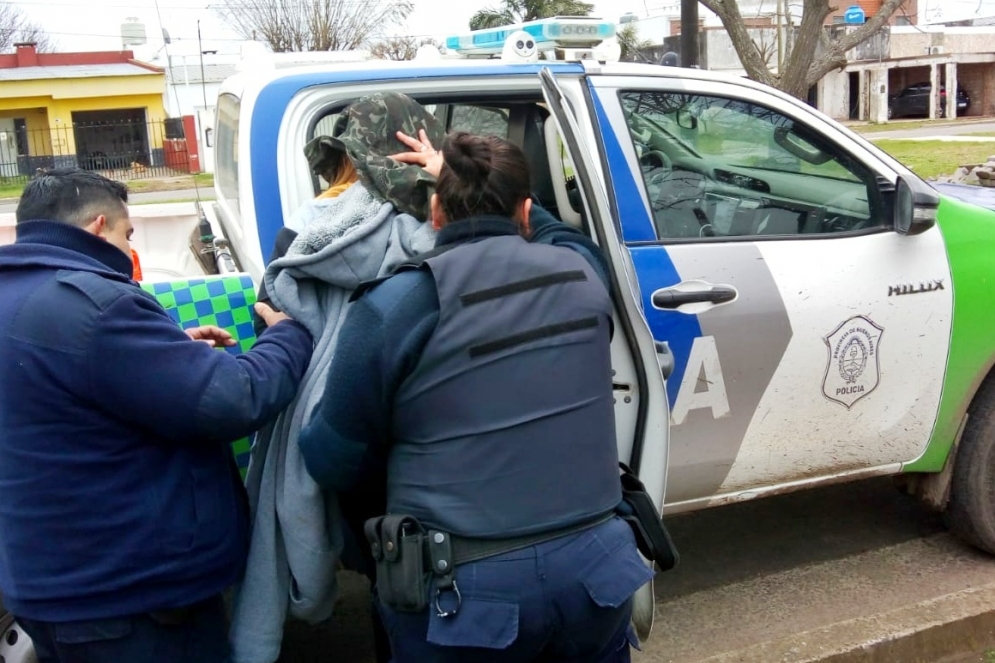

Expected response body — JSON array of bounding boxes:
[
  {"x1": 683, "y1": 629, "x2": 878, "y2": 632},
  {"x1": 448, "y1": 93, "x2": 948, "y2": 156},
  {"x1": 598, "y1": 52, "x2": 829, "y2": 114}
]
[
  {"x1": 254, "y1": 302, "x2": 292, "y2": 328},
  {"x1": 186, "y1": 325, "x2": 237, "y2": 348},
  {"x1": 392, "y1": 129, "x2": 443, "y2": 178}
]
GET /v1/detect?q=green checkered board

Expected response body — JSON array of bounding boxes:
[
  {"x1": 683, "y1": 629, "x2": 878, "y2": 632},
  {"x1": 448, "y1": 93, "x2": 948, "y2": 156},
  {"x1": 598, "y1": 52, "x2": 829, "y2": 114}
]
[{"x1": 141, "y1": 273, "x2": 258, "y2": 477}]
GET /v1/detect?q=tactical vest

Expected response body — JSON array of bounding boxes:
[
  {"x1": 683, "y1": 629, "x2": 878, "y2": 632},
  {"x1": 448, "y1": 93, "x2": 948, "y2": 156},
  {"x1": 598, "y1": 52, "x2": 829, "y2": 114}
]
[{"x1": 389, "y1": 233, "x2": 622, "y2": 538}]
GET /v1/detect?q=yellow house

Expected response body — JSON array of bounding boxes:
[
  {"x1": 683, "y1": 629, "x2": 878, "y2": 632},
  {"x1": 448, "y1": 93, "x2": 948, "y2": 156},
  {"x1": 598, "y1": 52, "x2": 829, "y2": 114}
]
[{"x1": 0, "y1": 43, "x2": 167, "y2": 178}]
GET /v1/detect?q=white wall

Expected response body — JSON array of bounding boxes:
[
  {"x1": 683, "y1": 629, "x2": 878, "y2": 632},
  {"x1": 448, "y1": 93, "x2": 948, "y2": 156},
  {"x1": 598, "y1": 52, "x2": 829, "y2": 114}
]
[
  {"x1": 165, "y1": 80, "x2": 223, "y2": 119},
  {"x1": 818, "y1": 69, "x2": 850, "y2": 119}
]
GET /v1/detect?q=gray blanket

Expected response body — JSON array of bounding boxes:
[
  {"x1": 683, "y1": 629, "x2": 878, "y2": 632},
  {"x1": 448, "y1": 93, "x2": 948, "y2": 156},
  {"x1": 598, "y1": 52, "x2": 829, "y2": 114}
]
[{"x1": 229, "y1": 182, "x2": 436, "y2": 663}]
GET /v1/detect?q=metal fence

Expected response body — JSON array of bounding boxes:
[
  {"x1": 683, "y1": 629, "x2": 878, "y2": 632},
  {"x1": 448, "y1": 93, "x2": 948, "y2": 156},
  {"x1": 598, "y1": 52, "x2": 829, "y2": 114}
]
[{"x1": 0, "y1": 117, "x2": 197, "y2": 187}]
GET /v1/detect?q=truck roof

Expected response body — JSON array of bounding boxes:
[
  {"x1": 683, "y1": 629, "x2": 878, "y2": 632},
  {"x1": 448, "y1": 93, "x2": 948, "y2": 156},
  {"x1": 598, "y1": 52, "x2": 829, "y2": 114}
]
[{"x1": 217, "y1": 58, "x2": 795, "y2": 104}]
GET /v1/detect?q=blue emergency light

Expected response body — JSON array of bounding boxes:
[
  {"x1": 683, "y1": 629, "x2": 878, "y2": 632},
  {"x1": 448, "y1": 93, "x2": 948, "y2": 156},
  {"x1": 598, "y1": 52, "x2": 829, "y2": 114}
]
[{"x1": 446, "y1": 16, "x2": 616, "y2": 57}]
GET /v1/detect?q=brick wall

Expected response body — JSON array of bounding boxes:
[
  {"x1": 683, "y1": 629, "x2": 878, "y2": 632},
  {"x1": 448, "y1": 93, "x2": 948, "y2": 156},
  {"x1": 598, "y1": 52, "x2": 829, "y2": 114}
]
[
  {"x1": 827, "y1": 0, "x2": 917, "y2": 25},
  {"x1": 957, "y1": 63, "x2": 994, "y2": 117},
  {"x1": 887, "y1": 62, "x2": 994, "y2": 117}
]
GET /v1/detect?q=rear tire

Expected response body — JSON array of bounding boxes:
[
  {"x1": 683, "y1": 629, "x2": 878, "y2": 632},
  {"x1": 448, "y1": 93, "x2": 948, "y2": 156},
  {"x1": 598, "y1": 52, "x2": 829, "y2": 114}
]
[
  {"x1": 946, "y1": 376, "x2": 995, "y2": 553},
  {"x1": 631, "y1": 576, "x2": 655, "y2": 641}
]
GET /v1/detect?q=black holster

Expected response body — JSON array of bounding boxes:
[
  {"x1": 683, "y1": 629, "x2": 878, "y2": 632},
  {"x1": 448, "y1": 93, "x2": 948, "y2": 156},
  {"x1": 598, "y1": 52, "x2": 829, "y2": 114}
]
[{"x1": 616, "y1": 462, "x2": 680, "y2": 571}]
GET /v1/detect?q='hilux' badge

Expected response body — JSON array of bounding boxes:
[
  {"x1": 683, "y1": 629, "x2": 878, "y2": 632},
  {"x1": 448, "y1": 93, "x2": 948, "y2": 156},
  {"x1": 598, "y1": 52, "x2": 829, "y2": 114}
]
[{"x1": 822, "y1": 315, "x2": 884, "y2": 410}]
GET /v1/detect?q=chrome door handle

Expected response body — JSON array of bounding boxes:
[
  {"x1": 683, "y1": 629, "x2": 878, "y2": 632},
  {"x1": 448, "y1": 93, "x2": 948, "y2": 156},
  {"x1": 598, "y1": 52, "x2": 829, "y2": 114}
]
[{"x1": 651, "y1": 284, "x2": 737, "y2": 310}]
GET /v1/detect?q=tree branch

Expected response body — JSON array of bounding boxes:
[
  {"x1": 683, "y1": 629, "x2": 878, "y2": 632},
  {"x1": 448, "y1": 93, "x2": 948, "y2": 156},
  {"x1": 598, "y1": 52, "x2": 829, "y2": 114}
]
[
  {"x1": 834, "y1": 0, "x2": 905, "y2": 53},
  {"x1": 698, "y1": 0, "x2": 775, "y2": 86},
  {"x1": 804, "y1": 0, "x2": 906, "y2": 88}
]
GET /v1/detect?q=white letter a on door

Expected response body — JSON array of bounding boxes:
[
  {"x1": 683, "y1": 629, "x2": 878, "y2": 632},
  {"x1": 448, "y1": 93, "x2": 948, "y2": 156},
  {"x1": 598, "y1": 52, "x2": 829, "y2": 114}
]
[{"x1": 671, "y1": 336, "x2": 730, "y2": 425}]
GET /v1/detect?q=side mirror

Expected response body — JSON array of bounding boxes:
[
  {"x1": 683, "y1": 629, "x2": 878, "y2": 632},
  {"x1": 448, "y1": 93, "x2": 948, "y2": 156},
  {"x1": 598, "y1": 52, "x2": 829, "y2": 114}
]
[{"x1": 894, "y1": 177, "x2": 938, "y2": 236}]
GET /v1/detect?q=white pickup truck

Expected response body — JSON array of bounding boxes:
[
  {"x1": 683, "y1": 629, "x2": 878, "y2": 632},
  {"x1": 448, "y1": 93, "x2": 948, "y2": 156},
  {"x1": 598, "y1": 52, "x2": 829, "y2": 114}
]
[{"x1": 4, "y1": 16, "x2": 995, "y2": 660}]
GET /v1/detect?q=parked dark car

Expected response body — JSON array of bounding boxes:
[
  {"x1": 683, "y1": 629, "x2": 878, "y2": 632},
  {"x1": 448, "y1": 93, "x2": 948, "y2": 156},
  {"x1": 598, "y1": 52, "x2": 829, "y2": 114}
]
[{"x1": 888, "y1": 82, "x2": 970, "y2": 119}]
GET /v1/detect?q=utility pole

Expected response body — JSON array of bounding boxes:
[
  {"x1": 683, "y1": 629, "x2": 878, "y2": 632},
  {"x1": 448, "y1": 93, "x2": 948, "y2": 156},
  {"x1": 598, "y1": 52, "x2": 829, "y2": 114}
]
[
  {"x1": 681, "y1": 0, "x2": 699, "y2": 67},
  {"x1": 197, "y1": 20, "x2": 208, "y2": 110}
]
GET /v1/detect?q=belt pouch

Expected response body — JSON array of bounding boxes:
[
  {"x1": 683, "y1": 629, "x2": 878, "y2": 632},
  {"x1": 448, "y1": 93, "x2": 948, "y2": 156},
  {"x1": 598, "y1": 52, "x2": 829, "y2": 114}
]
[{"x1": 365, "y1": 515, "x2": 430, "y2": 612}]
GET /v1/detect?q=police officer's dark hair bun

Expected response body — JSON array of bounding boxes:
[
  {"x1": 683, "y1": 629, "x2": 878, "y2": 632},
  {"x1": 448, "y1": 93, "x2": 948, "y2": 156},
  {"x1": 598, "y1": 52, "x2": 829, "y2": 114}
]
[
  {"x1": 442, "y1": 131, "x2": 492, "y2": 187},
  {"x1": 436, "y1": 131, "x2": 531, "y2": 223}
]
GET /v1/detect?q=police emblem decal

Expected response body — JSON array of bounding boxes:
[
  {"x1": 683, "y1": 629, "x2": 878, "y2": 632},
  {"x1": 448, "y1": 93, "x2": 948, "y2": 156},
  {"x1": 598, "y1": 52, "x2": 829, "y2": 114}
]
[{"x1": 822, "y1": 315, "x2": 884, "y2": 409}]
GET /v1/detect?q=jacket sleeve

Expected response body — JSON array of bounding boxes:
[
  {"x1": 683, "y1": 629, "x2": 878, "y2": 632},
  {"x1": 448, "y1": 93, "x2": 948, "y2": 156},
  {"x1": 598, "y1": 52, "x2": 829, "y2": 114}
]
[
  {"x1": 300, "y1": 270, "x2": 439, "y2": 491},
  {"x1": 254, "y1": 226, "x2": 299, "y2": 337},
  {"x1": 528, "y1": 203, "x2": 611, "y2": 288},
  {"x1": 299, "y1": 298, "x2": 390, "y2": 491},
  {"x1": 87, "y1": 290, "x2": 313, "y2": 444}
]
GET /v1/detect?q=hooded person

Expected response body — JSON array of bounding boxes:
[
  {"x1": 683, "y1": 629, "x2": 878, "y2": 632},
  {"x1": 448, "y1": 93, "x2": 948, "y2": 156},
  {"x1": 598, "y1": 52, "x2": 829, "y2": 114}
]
[
  {"x1": 229, "y1": 92, "x2": 445, "y2": 663},
  {"x1": 302, "y1": 117, "x2": 358, "y2": 202}
]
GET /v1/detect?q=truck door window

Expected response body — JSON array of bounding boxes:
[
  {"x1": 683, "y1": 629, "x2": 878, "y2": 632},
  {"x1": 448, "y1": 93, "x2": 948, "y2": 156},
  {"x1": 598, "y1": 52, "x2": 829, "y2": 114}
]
[
  {"x1": 216, "y1": 94, "x2": 240, "y2": 224},
  {"x1": 619, "y1": 91, "x2": 881, "y2": 241},
  {"x1": 448, "y1": 105, "x2": 510, "y2": 138}
]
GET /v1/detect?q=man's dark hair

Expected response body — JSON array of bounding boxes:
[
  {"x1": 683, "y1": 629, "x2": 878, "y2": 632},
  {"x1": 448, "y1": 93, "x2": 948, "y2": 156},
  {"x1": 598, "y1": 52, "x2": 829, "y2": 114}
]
[{"x1": 16, "y1": 168, "x2": 129, "y2": 227}]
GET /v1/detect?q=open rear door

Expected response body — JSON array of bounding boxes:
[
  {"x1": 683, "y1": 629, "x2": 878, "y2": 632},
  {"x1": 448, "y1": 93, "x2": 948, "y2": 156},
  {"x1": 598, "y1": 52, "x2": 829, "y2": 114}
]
[{"x1": 540, "y1": 67, "x2": 670, "y2": 640}]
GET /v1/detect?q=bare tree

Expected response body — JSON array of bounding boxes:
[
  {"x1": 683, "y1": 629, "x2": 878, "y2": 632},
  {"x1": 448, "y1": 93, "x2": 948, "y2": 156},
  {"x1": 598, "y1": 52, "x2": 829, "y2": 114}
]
[
  {"x1": 214, "y1": 0, "x2": 414, "y2": 53},
  {"x1": 0, "y1": 4, "x2": 55, "y2": 53},
  {"x1": 751, "y1": 27, "x2": 778, "y2": 68},
  {"x1": 698, "y1": 0, "x2": 909, "y2": 99},
  {"x1": 370, "y1": 37, "x2": 441, "y2": 61}
]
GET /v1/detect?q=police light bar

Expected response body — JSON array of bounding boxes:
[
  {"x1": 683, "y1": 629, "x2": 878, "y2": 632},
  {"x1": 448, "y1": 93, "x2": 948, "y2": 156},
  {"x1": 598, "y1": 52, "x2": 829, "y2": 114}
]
[{"x1": 445, "y1": 16, "x2": 616, "y2": 57}]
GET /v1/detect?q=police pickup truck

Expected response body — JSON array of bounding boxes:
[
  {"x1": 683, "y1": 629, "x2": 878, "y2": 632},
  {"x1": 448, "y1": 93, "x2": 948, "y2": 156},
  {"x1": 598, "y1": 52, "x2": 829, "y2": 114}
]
[{"x1": 3, "y1": 15, "x2": 995, "y2": 660}]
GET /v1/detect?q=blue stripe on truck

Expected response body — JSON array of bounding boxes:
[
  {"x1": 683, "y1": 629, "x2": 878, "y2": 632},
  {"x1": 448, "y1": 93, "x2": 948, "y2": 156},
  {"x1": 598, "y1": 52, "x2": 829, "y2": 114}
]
[{"x1": 588, "y1": 84, "x2": 702, "y2": 407}]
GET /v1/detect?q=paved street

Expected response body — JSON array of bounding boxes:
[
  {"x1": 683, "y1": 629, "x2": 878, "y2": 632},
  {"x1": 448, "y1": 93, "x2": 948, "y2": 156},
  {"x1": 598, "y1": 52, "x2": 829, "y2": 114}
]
[{"x1": 277, "y1": 477, "x2": 995, "y2": 662}]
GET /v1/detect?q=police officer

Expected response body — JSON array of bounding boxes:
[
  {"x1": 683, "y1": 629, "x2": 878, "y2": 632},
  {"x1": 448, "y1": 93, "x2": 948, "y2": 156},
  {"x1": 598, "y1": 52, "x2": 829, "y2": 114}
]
[{"x1": 299, "y1": 130, "x2": 653, "y2": 661}]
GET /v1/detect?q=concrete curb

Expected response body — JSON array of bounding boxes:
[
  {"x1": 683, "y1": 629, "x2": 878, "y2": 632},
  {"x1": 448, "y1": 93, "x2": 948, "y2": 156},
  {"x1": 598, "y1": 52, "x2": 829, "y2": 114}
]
[{"x1": 699, "y1": 583, "x2": 995, "y2": 663}]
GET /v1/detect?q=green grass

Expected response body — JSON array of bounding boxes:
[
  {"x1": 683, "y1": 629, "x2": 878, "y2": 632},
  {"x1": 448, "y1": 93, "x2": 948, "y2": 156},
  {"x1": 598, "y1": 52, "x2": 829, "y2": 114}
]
[
  {"x1": 0, "y1": 181, "x2": 24, "y2": 199},
  {"x1": 872, "y1": 139, "x2": 995, "y2": 179},
  {"x1": 125, "y1": 173, "x2": 214, "y2": 194},
  {"x1": 0, "y1": 172, "x2": 214, "y2": 200},
  {"x1": 962, "y1": 132, "x2": 995, "y2": 138}
]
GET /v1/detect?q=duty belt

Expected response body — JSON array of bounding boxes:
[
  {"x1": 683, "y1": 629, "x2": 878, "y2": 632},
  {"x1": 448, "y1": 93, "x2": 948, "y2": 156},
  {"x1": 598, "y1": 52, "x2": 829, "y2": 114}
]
[{"x1": 367, "y1": 511, "x2": 614, "y2": 619}]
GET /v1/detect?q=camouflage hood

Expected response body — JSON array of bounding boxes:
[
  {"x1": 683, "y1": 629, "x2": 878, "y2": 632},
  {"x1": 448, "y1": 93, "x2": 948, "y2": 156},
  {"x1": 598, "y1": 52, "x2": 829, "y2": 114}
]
[{"x1": 326, "y1": 92, "x2": 445, "y2": 219}]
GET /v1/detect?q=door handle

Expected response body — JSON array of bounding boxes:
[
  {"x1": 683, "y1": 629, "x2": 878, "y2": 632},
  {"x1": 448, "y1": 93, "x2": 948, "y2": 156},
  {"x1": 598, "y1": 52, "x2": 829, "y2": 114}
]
[{"x1": 651, "y1": 283, "x2": 737, "y2": 310}]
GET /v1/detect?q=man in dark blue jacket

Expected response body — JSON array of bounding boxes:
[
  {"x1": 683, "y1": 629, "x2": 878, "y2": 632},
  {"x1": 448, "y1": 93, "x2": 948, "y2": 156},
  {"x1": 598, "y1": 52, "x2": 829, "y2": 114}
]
[{"x1": 0, "y1": 168, "x2": 313, "y2": 663}]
